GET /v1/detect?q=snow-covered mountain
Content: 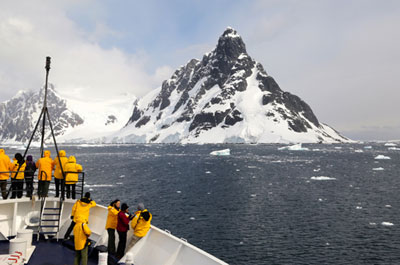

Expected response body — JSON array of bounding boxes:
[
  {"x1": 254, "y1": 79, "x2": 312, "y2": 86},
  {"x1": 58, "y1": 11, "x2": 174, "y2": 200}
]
[
  {"x1": 0, "y1": 85, "x2": 83, "y2": 144},
  {"x1": 113, "y1": 27, "x2": 349, "y2": 144},
  {"x1": 0, "y1": 85, "x2": 135, "y2": 144}
]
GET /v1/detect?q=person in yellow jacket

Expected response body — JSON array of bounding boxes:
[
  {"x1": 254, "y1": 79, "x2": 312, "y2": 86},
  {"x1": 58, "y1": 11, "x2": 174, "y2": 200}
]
[
  {"x1": 73, "y1": 221, "x2": 91, "y2": 265},
  {"x1": 52, "y1": 150, "x2": 68, "y2": 198},
  {"x1": 0, "y1": 149, "x2": 12, "y2": 199},
  {"x1": 105, "y1": 199, "x2": 120, "y2": 255},
  {"x1": 65, "y1": 156, "x2": 82, "y2": 199},
  {"x1": 127, "y1": 203, "x2": 152, "y2": 250},
  {"x1": 64, "y1": 192, "x2": 96, "y2": 240},
  {"x1": 35, "y1": 150, "x2": 53, "y2": 198},
  {"x1": 10, "y1": 153, "x2": 26, "y2": 199}
]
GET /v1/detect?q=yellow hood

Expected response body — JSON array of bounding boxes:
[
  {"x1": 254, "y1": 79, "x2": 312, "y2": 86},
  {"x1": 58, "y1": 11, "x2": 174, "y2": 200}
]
[{"x1": 68, "y1": 156, "x2": 76, "y2": 163}]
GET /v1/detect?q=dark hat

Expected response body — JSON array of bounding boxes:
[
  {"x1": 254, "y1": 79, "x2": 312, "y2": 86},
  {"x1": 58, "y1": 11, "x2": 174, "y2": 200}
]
[
  {"x1": 14, "y1": 153, "x2": 24, "y2": 164},
  {"x1": 26, "y1": 155, "x2": 33, "y2": 162},
  {"x1": 121, "y1": 203, "x2": 129, "y2": 211},
  {"x1": 84, "y1": 192, "x2": 91, "y2": 199}
]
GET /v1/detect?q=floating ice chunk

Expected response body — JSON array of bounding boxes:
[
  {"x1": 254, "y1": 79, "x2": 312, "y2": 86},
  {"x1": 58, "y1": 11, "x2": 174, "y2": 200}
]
[
  {"x1": 119, "y1": 175, "x2": 125, "y2": 178},
  {"x1": 364, "y1": 146, "x2": 373, "y2": 149},
  {"x1": 372, "y1": 167, "x2": 385, "y2": 171},
  {"x1": 318, "y1": 198, "x2": 323, "y2": 202},
  {"x1": 116, "y1": 182, "x2": 123, "y2": 185},
  {"x1": 369, "y1": 222, "x2": 377, "y2": 226},
  {"x1": 311, "y1": 176, "x2": 336, "y2": 180},
  {"x1": 312, "y1": 149, "x2": 321, "y2": 151},
  {"x1": 385, "y1": 205, "x2": 392, "y2": 208},
  {"x1": 381, "y1": 222, "x2": 394, "y2": 226},
  {"x1": 176, "y1": 191, "x2": 181, "y2": 194},
  {"x1": 375, "y1": 155, "x2": 391, "y2": 160},
  {"x1": 250, "y1": 194, "x2": 257, "y2": 197},
  {"x1": 388, "y1": 147, "x2": 400, "y2": 151},
  {"x1": 210, "y1": 148, "x2": 230, "y2": 156},
  {"x1": 334, "y1": 147, "x2": 342, "y2": 150},
  {"x1": 313, "y1": 168, "x2": 321, "y2": 172},
  {"x1": 278, "y1": 143, "x2": 309, "y2": 151},
  {"x1": 236, "y1": 169, "x2": 240, "y2": 172},
  {"x1": 89, "y1": 188, "x2": 94, "y2": 191},
  {"x1": 239, "y1": 241, "x2": 244, "y2": 245},
  {"x1": 356, "y1": 206, "x2": 363, "y2": 210},
  {"x1": 190, "y1": 217, "x2": 196, "y2": 220},
  {"x1": 205, "y1": 171, "x2": 211, "y2": 174},
  {"x1": 384, "y1": 142, "x2": 397, "y2": 147},
  {"x1": 354, "y1": 149, "x2": 364, "y2": 153}
]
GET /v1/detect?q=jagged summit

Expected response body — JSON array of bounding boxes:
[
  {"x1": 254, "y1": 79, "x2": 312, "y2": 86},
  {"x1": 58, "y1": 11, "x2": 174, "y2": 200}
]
[
  {"x1": 116, "y1": 28, "x2": 349, "y2": 144},
  {"x1": 215, "y1": 27, "x2": 247, "y2": 61}
]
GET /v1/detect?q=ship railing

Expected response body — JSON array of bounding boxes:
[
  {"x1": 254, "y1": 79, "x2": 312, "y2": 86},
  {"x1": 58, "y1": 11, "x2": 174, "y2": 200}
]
[{"x1": 0, "y1": 170, "x2": 86, "y2": 200}]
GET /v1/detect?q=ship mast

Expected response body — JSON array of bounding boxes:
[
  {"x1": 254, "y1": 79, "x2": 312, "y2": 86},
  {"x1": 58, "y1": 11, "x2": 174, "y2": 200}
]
[{"x1": 19, "y1": 57, "x2": 66, "y2": 200}]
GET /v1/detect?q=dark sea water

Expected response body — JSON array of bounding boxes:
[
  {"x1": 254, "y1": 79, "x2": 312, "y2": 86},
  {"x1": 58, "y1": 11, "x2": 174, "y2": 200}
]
[{"x1": 5, "y1": 143, "x2": 400, "y2": 264}]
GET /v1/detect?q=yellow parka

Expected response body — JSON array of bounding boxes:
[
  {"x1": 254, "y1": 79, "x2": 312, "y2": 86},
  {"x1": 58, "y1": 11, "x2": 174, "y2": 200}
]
[
  {"x1": 52, "y1": 150, "x2": 68, "y2": 180},
  {"x1": 0, "y1": 149, "x2": 12, "y2": 181},
  {"x1": 11, "y1": 159, "x2": 26, "y2": 180},
  {"x1": 71, "y1": 199, "x2": 96, "y2": 223},
  {"x1": 105, "y1": 206, "x2": 120, "y2": 229},
  {"x1": 65, "y1": 156, "x2": 82, "y2": 185},
  {"x1": 73, "y1": 222, "x2": 91, "y2": 251},
  {"x1": 130, "y1": 209, "x2": 152, "y2": 238},
  {"x1": 36, "y1": 150, "x2": 53, "y2": 181}
]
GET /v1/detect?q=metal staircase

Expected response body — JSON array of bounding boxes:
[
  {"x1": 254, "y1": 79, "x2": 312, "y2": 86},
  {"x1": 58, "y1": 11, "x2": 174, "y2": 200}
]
[{"x1": 38, "y1": 198, "x2": 64, "y2": 239}]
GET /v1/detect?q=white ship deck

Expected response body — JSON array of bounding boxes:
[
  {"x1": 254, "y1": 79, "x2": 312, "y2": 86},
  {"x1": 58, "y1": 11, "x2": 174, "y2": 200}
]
[{"x1": 0, "y1": 197, "x2": 228, "y2": 265}]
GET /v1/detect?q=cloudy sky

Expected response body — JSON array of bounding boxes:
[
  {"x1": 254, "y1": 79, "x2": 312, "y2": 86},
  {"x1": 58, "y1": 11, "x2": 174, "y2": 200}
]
[{"x1": 0, "y1": 0, "x2": 399, "y2": 140}]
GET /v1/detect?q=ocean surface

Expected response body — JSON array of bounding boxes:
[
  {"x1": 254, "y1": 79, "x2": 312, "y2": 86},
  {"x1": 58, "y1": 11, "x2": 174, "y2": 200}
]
[{"x1": 4, "y1": 143, "x2": 400, "y2": 264}]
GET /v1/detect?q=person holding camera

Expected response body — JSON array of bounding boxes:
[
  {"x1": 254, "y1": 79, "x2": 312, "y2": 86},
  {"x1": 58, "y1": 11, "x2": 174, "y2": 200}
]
[{"x1": 64, "y1": 192, "x2": 96, "y2": 240}]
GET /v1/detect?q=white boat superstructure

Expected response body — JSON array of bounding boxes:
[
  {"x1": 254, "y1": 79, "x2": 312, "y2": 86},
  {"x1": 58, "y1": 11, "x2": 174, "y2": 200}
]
[{"x1": 0, "y1": 197, "x2": 228, "y2": 265}]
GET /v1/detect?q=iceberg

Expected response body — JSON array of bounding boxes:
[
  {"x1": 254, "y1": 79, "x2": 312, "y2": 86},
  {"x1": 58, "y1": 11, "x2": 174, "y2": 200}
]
[
  {"x1": 210, "y1": 148, "x2": 230, "y2": 156},
  {"x1": 381, "y1": 222, "x2": 394, "y2": 226},
  {"x1": 310, "y1": 176, "x2": 336, "y2": 180},
  {"x1": 388, "y1": 147, "x2": 400, "y2": 151},
  {"x1": 374, "y1": 155, "x2": 391, "y2": 160},
  {"x1": 278, "y1": 143, "x2": 309, "y2": 151}
]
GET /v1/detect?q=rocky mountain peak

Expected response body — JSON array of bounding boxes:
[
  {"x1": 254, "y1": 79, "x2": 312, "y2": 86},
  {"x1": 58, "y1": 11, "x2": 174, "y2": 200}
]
[
  {"x1": 215, "y1": 27, "x2": 247, "y2": 62},
  {"x1": 118, "y1": 27, "x2": 350, "y2": 144}
]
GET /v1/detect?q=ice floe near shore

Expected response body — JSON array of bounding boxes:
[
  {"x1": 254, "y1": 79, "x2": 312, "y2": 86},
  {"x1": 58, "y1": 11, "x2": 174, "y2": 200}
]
[
  {"x1": 278, "y1": 143, "x2": 309, "y2": 151},
  {"x1": 210, "y1": 148, "x2": 230, "y2": 156}
]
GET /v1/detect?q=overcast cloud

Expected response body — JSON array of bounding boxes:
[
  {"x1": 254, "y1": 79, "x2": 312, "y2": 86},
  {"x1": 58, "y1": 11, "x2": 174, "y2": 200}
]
[{"x1": 0, "y1": 0, "x2": 399, "y2": 140}]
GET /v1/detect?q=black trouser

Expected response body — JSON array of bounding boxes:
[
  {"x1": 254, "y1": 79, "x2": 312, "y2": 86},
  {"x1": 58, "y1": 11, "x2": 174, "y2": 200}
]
[
  {"x1": 11, "y1": 179, "x2": 23, "y2": 199},
  {"x1": 66, "y1": 184, "x2": 76, "y2": 199},
  {"x1": 116, "y1": 231, "x2": 127, "y2": 258},
  {"x1": 107, "y1": 228, "x2": 116, "y2": 255},
  {"x1": 38, "y1": 180, "x2": 50, "y2": 198},
  {"x1": 64, "y1": 220, "x2": 75, "y2": 239},
  {"x1": 25, "y1": 177, "x2": 34, "y2": 198},
  {"x1": 55, "y1": 178, "x2": 62, "y2": 197},
  {"x1": 0, "y1": 180, "x2": 7, "y2": 199}
]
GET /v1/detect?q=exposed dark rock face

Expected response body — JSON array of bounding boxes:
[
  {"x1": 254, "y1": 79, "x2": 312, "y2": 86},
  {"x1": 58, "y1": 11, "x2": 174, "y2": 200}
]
[
  {"x1": 0, "y1": 85, "x2": 84, "y2": 143},
  {"x1": 124, "y1": 27, "x2": 348, "y2": 143}
]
